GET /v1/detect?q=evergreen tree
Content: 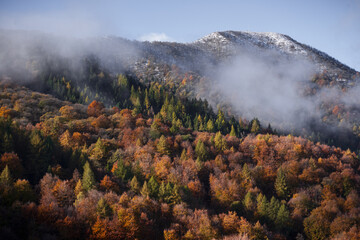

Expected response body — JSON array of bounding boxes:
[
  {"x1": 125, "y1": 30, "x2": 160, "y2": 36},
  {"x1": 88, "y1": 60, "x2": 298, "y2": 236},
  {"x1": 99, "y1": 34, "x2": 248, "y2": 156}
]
[
  {"x1": 96, "y1": 197, "x2": 113, "y2": 218},
  {"x1": 82, "y1": 161, "x2": 96, "y2": 192},
  {"x1": 275, "y1": 204, "x2": 290, "y2": 232},
  {"x1": 168, "y1": 184, "x2": 181, "y2": 205},
  {"x1": 229, "y1": 125, "x2": 236, "y2": 137},
  {"x1": 193, "y1": 114, "x2": 199, "y2": 131},
  {"x1": 159, "y1": 181, "x2": 167, "y2": 201},
  {"x1": 250, "y1": 118, "x2": 260, "y2": 133},
  {"x1": 114, "y1": 159, "x2": 132, "y2": 183},
  {"x1": 257, "y1": 193, "x2": 268, "y2": 219},
  {"x1": 180, "y1": 148, "x2": 187, "y2": 161},
  {"x1": 0, "y1": 165, "x2": 12, "y2": 186},
  {"x1": 214, "y1": 131, "x2": 227, "y2": 152},
  {"x1": 195, "y1": 140, "x2": 207, "y2": 161},
  {"x1": 157, "y1": 135, "x2": 170, "y2": 156},
  {"x1": 130, "y1": 176, "x2": 140, "y2": 193},
  {"x1": 91, "y1": 137, "x2": 107, "y2": 167},
  {"x1": 148, "y1": 176, "x2": 159, "y2": 198},
  {"x1": 216, "y1": 109, "x2": 226, "y2": 132},
  {"x1": 243, "y1": 191, "x2": 255, "y2": 211},
  {"x1": 198, "y1": 115, "x2": 204, "y2": 131},
  {"x1": 267, "y1": 196, "x2": 280, "y2": 222},
  {"x1": 206, "y1": 119, "x2": 215, "y2": 132},
  {"x1": 150, "y1": 119, "x2": 161, "y2": 139},
  {"x1": 275, "y1": 168, "x2": 290, "y2": 199},
  {"x1": 141, "y1": 181, "x2": 150, "y2": 197},
  {"x1": 117, "y1": 74, "x2": 129, "y2": 88},
  {"x1": 242, "y1": 163, "x2": 251, "y2": 183}
]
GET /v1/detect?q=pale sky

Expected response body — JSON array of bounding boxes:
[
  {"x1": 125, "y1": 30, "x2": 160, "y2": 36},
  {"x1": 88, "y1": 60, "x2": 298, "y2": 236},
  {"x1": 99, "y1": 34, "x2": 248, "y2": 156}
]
[{"x1": 0, "y1": 0, "x2": 359, "y2": 70}]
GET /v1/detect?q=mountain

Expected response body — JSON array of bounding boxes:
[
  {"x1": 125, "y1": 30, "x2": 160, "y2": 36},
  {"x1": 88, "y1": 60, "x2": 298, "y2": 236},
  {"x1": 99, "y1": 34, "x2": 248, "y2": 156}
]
[
  {"x1": 2, "y1": 30, "x2": 360, "y2": 240},
  {"x1": 128, "y1": 30, "x2": 358, "y2": 83},
  {"x1": 1, "y1": 29, "x2": 357, "y2": 83},
  {"x1": 193, "y1": 31, "x2": 358, "y2": 80}
]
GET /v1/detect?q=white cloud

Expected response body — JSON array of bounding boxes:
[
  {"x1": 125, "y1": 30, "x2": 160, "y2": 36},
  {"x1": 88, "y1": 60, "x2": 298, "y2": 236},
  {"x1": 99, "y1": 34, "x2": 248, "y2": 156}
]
[{"x1": 138, "y1": 33, "x2": 174, "y2": 42}]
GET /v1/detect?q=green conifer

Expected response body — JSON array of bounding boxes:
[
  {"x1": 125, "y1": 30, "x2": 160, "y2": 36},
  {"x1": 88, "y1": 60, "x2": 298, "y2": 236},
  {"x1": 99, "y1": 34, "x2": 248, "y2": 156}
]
[
  {"x1": 82, "y1": 161, "x2": 96, "y2": 192},
  {"x1": 0, "y1": 165, "x2": 12, "y2": 186},
  {"x1": 141, "y1": 181, "x2": 150, "y2": 197},
  {"x1": 96, "y1": 197, "x2": 112, "y2": 218},
  {"x1": 230, "y1": 125, "x2": 236, "y2": 137},
  {"x1": 275, "y1": 168, "x2": 290, "y2": 199}
]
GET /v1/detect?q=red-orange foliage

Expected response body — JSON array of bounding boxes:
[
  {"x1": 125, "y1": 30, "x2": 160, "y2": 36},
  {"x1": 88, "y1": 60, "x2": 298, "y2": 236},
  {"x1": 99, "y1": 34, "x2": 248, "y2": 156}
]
[
  {"x1": 91, "y1": 114, "x2": 111, "y2": 129},
  {"x1": 332, "y1": 105, "x2": 340, "y2": 116},
  {"x1": 0, "y1": 106, "x2": 12, "y2": 118},
  {"x1": 87, "y1": 100, "x2": 105, "y2": 117},
  {"x1": 100, "y1": 175, "x2": 120, "y2": 193}
]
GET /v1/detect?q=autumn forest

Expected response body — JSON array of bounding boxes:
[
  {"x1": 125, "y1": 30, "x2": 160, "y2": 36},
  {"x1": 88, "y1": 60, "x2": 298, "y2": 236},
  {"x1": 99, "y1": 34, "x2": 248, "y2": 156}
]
[{"x1": 0, "y1": 49, "x2": 359, "y2": 240}]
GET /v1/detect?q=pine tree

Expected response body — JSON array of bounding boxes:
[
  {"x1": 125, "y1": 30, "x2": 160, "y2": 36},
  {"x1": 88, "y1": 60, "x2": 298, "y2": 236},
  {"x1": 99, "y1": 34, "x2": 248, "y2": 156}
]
[
  {"x1": 195, "y1": 140, "x2": 207, "y2": 161},
  {"x1": 193, "y1": 114, "x2": 199, "y2": 131},
  {"x1": 206, "y1": 119, "x2": 215, "y2": 132},
  {"x1": 242, "y1": 163, "x2": 251, "y2": 183},
  {"x1": 97, "y1": 197, "x2": 113, "y2": 218},
  {"x1": 243, "y1": 191, "x2": 255, "y2": 211},
  {"x1": 257, "y1": 193, "x2": 268, "y2": 219},
  {"x1": 157, "y1": 135, "x2": 170, "y2": 156},
  {"x1": 82, "y1": 161, "x2": 96, "y2": 192},
  {"x1": 0, "y1": 165, "x2": 12, "y2": 186},
  {"x1": 114, "y1": 159, "x2": 131, "y2": 183},
  {"x1": 214, "y1": 131, "x2": 227, "y2": 152},
  {"x1": 158, "y1": 181, "x2": 167, "y2": 201},
  {"x1": 267, "y1": 196, "x2": 280, "y2": 222},
  {"x1": 275, "y1": 204, "x2": 290, "y2": 232},
  {"x1": 229, "y1": 125, "x2": 237, "y2": 137},
  {"x1": 91, "y1": 138, "x2": 107, "y2": 167},
  {"x1": 250, "y1": 118, "x2": 260, "y2": 133},
  {"x1": 168, "y1": 184, "x2": 181, "y2": 205},
  {"x1": 148, "y1": 176, "x2": 159, "y2": 198},
  {"x1": 144, "y1": 89, "x2": 151, "y2": 110},
  {"x1": 275, "y1": 168, "x2": 290, "y2": 199},
  {"x1": 141, "y1": 181, "x2": 150, "y2": 197},
  {"x1": 130, "y1": 176, "x2": 140, "y2": 193},
  {"x1": 216, "y1": 109, "x2": 226, "y2": 132},
  {"x1": 117, "y1": 74, "x2": 129, "y2": 88},
  {"x1": 198, "y1": 115, "x2": 204, "y2": 131}
]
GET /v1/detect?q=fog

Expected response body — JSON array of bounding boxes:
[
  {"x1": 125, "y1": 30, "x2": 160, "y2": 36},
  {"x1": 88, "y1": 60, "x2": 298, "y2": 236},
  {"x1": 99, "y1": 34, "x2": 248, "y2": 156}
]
[
  {"x1": 0, "y1": 29, "x2": 140, "y2": 84},
  {"x1": 206, "y1": 47, "x2": 317, "y2": 130}
]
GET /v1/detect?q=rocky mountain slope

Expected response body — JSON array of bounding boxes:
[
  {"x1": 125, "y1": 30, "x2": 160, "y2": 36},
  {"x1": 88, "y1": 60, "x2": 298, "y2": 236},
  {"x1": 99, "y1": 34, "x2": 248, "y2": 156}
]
[
  {"x1": 192, "y1": 31, "x2": 357, "y2": 80},
  {"x1": 1, "y1": 29, "x2": 358, "y2": 83}
]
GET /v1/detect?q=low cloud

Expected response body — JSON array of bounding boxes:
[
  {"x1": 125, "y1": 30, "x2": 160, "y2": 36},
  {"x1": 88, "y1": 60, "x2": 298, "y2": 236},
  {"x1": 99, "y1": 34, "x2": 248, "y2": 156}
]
[
  {"x1": 209, "y1": 47, "x2": 317, "y2": 130},
  {"x1": 138, "y1": 33, "x2": 174, "y2": 42}
]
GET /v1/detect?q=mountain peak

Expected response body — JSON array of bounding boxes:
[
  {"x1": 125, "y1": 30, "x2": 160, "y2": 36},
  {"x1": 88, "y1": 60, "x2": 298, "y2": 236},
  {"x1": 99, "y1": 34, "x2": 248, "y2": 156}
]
[{"x1": 194, "y1": 30, "x2": 357, "y2": 79}]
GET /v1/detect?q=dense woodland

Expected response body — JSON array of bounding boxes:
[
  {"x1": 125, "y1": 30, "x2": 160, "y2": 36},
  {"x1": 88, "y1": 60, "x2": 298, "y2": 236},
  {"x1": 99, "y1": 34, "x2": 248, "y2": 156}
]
[{"x1": 1, "y1": 59, "x2": 360, "y2": 240}]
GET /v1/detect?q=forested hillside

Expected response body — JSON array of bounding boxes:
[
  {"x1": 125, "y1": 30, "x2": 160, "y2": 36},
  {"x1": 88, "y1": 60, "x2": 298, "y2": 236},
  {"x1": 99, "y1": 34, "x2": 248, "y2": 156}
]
[
  {"x1": 1, "y1": 69, "x2": 360, "y2": 239},
  {"x1": 1, "y1": 29, "x2": 360, "y2": 240}
]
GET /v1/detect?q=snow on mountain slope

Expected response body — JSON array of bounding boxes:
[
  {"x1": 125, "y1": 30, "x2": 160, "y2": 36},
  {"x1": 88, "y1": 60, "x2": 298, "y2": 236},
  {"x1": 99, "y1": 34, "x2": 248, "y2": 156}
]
[{"x1": 192, "y1": 31, "x2": 357, "y2": 80}]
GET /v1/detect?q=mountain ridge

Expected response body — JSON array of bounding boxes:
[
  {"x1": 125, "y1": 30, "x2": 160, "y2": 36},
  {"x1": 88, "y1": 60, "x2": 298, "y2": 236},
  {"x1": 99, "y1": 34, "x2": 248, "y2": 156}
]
[
  {"x1": 191, "y1": 30, "x2": 358, "y2": 80},
  {"x1": 0, "y1": 29, "x2": 358, "y2": 83}
]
